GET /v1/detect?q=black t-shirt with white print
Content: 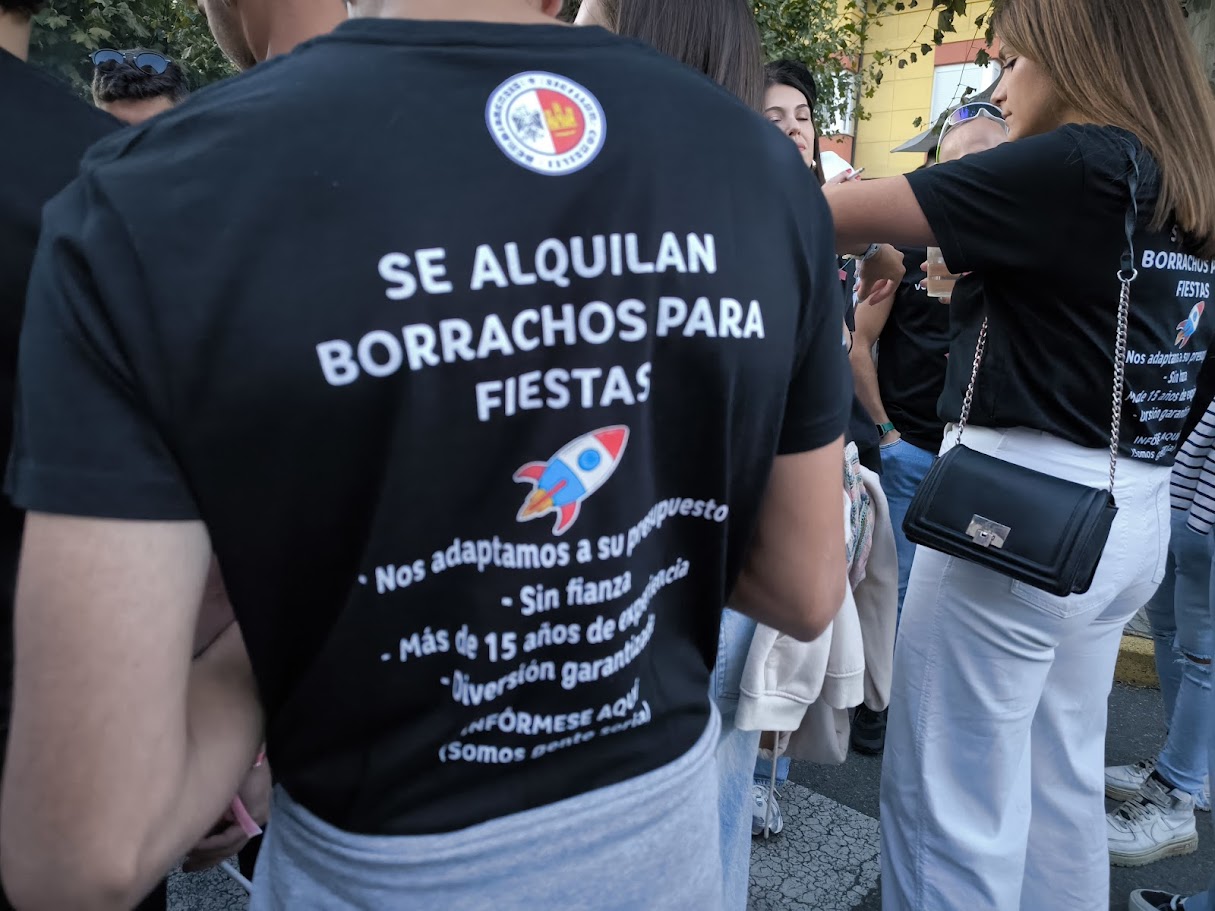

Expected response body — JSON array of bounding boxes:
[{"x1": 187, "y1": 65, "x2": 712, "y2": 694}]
[
  {"x1": 8, "y1": 20, "x2": 849, "y2": 836},
  {"x1": 907, "y1": 125, "x2": 1212, "y2": 464}
]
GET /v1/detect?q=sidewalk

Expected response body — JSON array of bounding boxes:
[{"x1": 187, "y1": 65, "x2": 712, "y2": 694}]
[{"x1": 1116, "y1": 606, "x2": 1159, "y2": 689}]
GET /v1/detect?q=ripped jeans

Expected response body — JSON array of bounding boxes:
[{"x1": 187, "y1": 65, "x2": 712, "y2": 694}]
[{"x1": 1144, "y1": 508, "x2": 1214, "y2": 800}]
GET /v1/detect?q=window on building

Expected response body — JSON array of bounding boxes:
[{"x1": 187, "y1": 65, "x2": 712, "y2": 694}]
[
  {"x1": 825, "y1": 71, "x2": 858, "y2": 137},
  {"x1": 929, "y1": 60, "x2": 1002, "y2": 124}
]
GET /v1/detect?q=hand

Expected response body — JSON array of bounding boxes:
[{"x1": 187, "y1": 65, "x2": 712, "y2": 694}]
[
  {"x1": 182, "y1": 759, "x2": 271, "y2": 873},
  {"x1": 920, "y1": 259, "x2": 957, "y2": 305},
  {"x1": 825, "y1": 166, "x2": 864, "y2": 187},
  {"x1": 857, "y1": 245, "x2": 905, "y2": 305},
  {"x1": 880, "y1": 429, "x2": 902, "y2": 445}
]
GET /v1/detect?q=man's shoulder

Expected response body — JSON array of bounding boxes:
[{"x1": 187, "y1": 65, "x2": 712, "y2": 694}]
[
  {"x1": 0, "y1": 55, "x2": 119, "y2": 219},
  {"x1": 0, "y1": 54, "x2": 118, "y2": 148},
  {"x1": 75, "y1": 55, "x2": 297, "y2": 199}
]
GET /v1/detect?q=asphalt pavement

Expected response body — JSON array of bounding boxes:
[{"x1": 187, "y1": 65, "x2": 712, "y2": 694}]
[
  {"x1": 168, "y1": 682, "x2": 1210, "y2": 910},
  {"x1": 770, "y1": 681, "x2": 1213, "y2": 911}
]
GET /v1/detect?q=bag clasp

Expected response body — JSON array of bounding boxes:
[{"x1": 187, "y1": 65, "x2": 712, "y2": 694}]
[{"x1": 967, "y1": 516, "x2": 1011, "y2": 549}]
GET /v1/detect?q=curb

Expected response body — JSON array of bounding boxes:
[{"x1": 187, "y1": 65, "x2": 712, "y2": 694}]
[{"x1": 1115, "y1": 633, "x2": 1159, "y2": 688}]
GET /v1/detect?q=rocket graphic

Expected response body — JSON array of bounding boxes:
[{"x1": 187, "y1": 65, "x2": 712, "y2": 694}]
[
  {"x1": 514, "y1": 426, "x2": 629, "y2": 536},
  {"x1": 1177, "y1": 301, "x2": 1206, "y2": 348}
]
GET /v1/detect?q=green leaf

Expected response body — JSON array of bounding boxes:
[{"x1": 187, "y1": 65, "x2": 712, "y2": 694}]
[{"x1": 31, "y1": 0, "x2": 234, "y2": 94}]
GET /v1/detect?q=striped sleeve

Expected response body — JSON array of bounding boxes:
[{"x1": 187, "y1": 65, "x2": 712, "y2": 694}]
[{"x1": 1172, "y1": 399, "x2": 1215, "y2": 534}]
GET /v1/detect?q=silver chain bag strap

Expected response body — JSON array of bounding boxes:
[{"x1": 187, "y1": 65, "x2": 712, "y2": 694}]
[{"x1": 901, "y1": 143, "x2": 1140, "y2": 596}]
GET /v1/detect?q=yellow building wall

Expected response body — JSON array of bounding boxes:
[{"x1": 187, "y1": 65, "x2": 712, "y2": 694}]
[{"x1": 851, "y1": 1, "x2": 994, "y2": 178}]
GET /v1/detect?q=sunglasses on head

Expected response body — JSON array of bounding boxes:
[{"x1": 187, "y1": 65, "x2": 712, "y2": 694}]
[
  {"x1": 944, "y1": 101, "x2": 1005, "y2": 130},
  {"x1": 935, "y1": 102, "x2": 1009, "y2": 162},
  {"x1": 90, "y1": 49, "x2": 171, "y2": 75}
]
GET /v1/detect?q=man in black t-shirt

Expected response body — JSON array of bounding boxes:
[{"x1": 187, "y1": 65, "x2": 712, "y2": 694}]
[
  {"x1": 0, "y1": 4, "x2": 121, "y2": 907},
  {"x1": 845, "y1": 113, "x2": 1007, "y2": 755},
  {"x1": 851, "y1": 113, "x2": 1008, "y2": 616},
  {"x1": 0, "y1": 3, "x2": 116, "y2": 625},
  {"x1": 0, "y1": 1, "x2": 851, "y2": 907}
]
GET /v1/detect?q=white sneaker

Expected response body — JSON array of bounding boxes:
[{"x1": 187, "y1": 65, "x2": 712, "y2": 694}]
[
  {"x1": 751, "y1": 782, "x2": 784, "y2": 837},
  {"x1": 1107, "y1": 775, "x2": 1198, "y2": 867},
  {"x1": 1106, "y1": 758, "x2": 1156, "y2": 802}
]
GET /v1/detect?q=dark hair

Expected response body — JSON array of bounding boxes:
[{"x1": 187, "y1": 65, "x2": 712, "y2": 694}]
[
  {"x1": 0, "y1": 0, "x2": 44, "y2": 16},
  {"x1": 92, "y1": 50, "x2": 190, "y2": 106},
  {"x1": 764, "y1": 59, "x2": 824, "y2": 184},
  {"x1": 607, "y1": 0, "x2": 765, "y2": 111},
  {"x1": 764, "y1": 58, "x2": 818, "y2": 108}
]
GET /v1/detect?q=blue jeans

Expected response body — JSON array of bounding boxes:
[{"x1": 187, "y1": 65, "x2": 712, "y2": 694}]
[
  {"x1": 878, "y1": 438, "x2": 937, "y2": 618},
  {"x1": 712, "y1": 608, "x2": 761, "y2": 911},
  {"x1": 1179, "y1": 513, "x2": 1215, "y2": 911},
  {"x1": 754, "y1": 751, "x2": 790, "y2": 787},
  {"x1": 1144, "y1": 508, "x2": 1214, "y2": 800}
]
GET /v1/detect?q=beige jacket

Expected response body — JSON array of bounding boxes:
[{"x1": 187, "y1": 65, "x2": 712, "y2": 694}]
[{"x1": 734, "y1": 465, "x2": 899, "y2": 764}]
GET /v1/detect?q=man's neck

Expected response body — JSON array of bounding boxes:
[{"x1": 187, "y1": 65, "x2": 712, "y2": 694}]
[
  {"x1": 350, "y1": 0, "x2": 556, "y2": 25},
  {"x1": 258, "y1": 0, "x2": 347, "y2": 60},
  {"x1": 0, "y1": 12, "x2": 32, "y2": 62}
]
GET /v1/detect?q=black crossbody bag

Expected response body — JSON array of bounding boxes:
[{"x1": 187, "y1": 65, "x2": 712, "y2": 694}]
[{"x1": 902, "y1": 149, "x2": 1141, "y2": 597}]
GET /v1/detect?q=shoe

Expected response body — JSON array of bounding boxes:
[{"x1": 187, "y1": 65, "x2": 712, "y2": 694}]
[
  {"x1": 1107, "y1": 758, "x2": 1156, "y2": 802},
  {"x1": 751, "y1": 782, "x2": 784, "y2": 838},
  {"x1": 1128, "y1": 889, "x2": 1188, "y2": 910},
  {"x1": 1108, "y1": 774, "x2": 1198, "y2": 867},
  {"x1": 851, "y1": 705, "x2": 887, "y2": 755},
  {"x1": 1199, "y1": 775, "x2": 1210, "y2": 813}
]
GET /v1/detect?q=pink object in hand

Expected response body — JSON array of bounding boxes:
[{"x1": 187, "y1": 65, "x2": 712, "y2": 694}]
[{"x1": 230, "y1": 796, "x2": 263, "y2": 837}]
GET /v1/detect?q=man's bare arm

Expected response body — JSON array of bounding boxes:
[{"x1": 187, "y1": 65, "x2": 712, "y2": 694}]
[
  {"x1": 732, "y1": 439, "x2": 848, "y2": 641},
  {"x1": 1, "y1": 515, "x2": 264, "y2": 911},
  {"x1": 849, "y1": 287, "x2": 897, "y2": 439}
]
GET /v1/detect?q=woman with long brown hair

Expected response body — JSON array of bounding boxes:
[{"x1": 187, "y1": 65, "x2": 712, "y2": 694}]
[{"x1": 825, "y1": 0, "x2": 1215, "y2": 907}]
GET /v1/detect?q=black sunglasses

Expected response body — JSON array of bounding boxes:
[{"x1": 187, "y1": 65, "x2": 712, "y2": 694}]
[{"x1": 90, "y1": 49, "x2": 171, "y2": 75}]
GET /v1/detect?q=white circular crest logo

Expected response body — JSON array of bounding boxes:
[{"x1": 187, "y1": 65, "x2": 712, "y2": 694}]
[{"x1": 485, "y1": 71, "x2": 606, "y2": 176}]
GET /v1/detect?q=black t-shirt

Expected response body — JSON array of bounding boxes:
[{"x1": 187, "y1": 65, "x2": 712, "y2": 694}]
[
  {"x1": 878, "y1": 246, "x2": 950, "y2": 453},
  {"x1": 0, "y1": 50, "x2": 116, "y2": 744},
  {"x1": 0, "y1": 52, "x2": 115, "y2": 465},
  {"x1": 8, "y1": 20, "x2": 850, "y2": 836},
  {"x1": 908, "y1": 125, "x2": 1213, "y2": 464}
]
